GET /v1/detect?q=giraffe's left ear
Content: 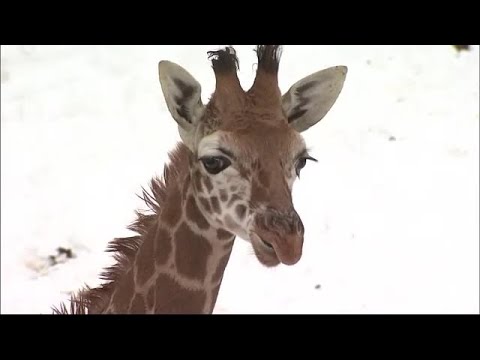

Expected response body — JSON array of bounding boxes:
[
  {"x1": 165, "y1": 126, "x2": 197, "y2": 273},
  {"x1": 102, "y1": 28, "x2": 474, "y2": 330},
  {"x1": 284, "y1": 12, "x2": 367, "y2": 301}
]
[{"x1": 282, "y1": 66, "x2": 348, "y2": 133}]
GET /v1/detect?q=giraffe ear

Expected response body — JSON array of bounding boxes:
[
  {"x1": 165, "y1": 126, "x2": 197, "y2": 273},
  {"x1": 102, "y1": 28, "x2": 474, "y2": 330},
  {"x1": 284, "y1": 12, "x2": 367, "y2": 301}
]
[
  {"x1": 158, "y1": 61, "x2": 205, "y2": 147},
  {"x1": 282, "y1": 66, "x2": 348, "y2": 133}
]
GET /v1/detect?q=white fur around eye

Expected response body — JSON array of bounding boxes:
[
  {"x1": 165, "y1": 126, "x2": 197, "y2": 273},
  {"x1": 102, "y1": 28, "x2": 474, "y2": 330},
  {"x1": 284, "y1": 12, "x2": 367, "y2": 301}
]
[
  {"x1": 198, "y1": 132, "x2": 223, "y2": 158},
  {"x1": 197, "y1": 132, "x2": 240, "y2": 178}
]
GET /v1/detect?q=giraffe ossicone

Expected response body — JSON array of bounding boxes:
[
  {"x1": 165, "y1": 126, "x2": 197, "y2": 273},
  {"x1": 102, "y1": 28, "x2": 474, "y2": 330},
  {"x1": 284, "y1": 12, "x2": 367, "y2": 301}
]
[{"x1": 54, "y1": 45, "x2": 347, "y2": 314}]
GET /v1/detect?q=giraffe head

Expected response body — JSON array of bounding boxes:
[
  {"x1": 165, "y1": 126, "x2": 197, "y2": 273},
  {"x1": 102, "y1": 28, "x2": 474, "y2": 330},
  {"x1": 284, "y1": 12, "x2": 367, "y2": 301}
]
[{"x1": 158, "y1": 46, "x2": 347, "y2": 267}]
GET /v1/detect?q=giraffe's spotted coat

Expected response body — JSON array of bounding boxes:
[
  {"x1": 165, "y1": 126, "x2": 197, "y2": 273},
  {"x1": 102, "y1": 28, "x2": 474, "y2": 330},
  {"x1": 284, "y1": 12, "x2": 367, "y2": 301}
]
[{"x1": 55, "y1": 45, "x2": 346, "y2": 315}]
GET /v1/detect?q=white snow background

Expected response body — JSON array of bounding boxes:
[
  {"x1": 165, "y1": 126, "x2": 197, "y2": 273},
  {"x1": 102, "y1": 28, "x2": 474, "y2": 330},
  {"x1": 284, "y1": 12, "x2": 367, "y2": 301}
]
[{"x1": 1, "y1": 45, "x2": 478, "y2": 314}]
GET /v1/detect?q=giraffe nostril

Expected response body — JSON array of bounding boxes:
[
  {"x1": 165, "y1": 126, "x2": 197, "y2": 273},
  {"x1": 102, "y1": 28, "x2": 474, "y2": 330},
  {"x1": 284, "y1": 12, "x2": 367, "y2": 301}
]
[{"x1": 296, "y1": 217, "x2": 304, "y2": 234}]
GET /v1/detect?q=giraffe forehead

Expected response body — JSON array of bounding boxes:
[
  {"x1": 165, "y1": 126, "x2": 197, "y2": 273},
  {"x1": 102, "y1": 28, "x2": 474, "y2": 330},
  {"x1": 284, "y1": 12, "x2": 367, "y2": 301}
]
[{"x1": 198, "y1": 127, "x2": 305, "y2": 160}]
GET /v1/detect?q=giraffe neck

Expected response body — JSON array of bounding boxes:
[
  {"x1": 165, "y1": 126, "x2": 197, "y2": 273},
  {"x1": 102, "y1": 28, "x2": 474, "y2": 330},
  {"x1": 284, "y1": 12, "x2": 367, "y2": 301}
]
[{"x1": 102, "y1": 166, "x2": 236, "y2": 314}]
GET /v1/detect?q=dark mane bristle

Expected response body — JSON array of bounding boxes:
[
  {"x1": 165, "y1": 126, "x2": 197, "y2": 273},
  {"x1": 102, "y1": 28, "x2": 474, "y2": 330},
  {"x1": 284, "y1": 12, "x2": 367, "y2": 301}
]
[
  {"x1": 255, "y1": 45, "x2": 282, "y2": 74},
  {"x1": 207, "y1": 46, "x2": 240, "y2": 74},
  {"x1": 52, "y1": 143, "x2": 191, "y2": 314},
  {"x1": 52, "y1": 289, "x2": 91, "y2": 314}
]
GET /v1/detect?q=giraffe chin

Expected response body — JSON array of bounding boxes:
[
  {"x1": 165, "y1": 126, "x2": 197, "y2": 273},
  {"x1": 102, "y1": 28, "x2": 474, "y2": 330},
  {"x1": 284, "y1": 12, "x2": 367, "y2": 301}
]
[{"x1": 250, "y1": 232, "x2": 281, "y2": 267}]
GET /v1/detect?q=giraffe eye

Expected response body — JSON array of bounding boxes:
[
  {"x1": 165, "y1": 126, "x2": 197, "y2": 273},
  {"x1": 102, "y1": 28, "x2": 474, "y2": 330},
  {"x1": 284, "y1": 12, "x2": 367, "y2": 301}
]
[
  {"x1": 295, "y1": 156, "x2": 317, "y2": 177},
  {"x1": 200, "y1": 156, "x2": 231, "y2": 175}
]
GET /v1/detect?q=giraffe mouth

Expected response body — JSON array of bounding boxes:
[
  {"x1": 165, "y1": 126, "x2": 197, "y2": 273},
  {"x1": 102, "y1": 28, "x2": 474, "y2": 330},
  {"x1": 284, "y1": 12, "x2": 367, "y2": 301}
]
[
  {"x1": 250, "y1": 232, "x2": 281, "y2": 267},
  {"x1": 261, "y1": 239, "x2": 274, "y2": 249}
]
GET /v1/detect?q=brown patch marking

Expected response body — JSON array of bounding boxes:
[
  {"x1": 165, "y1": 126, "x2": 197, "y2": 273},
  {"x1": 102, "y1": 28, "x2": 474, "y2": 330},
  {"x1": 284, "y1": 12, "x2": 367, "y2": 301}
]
[
  {"x1": 175, "y1": 223, "x2": 212, "y2": 281},
  {"x1": 135, "y1": 233, "x2": 155, "y2": 287},
  {"x1": 228, "y1": 194, "x2": 241, "y2": 207},
  {"x1": 199, "y1": 197, "x2": 212, "y2": 213},
  {"x1": 211, "y1": 196, "x2": 221, "y2": 214},
  {"x1": 186, "y1": 196, "x2": 210, "y2": 230},
  {"x1": 236, "y1": 204, "x2": 247, "y2": 220},
  {"x1": 217, "y1": 228, "x2": 233, "y2": 240},
  {"x1": 203, "y1": 177, "x2": 213, "y2": 193},
  {"x1": 219, "y1": 189, "x2": 228, "y2": 202},
  {"x1": 147, "y1": 287, "x2": 155, "y2": 310},
  {"x1": 162, "y1": 186, "x2": 182, "y2": 227},
  {"x1": 112, "y1": 270, "x2": 135, "y2": 313},
  {"x1": 130, "y1": 293, "x2": 146, "y2": 314},
  {"x1": 212, "y1": 252, "x2": 232, "y2": 284},
  {"x1": 155, "y1": 226, "x2": 172, "y2": 266},
  {"x1": 154, "y1": 273, "x2": 207, "y2": 314},
  {"x1": 193, "y1": 172, "x2": 203, "y2": 193}
]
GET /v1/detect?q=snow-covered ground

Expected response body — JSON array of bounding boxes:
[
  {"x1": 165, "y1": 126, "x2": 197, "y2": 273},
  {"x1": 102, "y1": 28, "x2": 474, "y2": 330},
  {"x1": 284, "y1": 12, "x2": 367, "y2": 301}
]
[{"x1": 1, "y1": 45, "x2": 478, "y2": 314}]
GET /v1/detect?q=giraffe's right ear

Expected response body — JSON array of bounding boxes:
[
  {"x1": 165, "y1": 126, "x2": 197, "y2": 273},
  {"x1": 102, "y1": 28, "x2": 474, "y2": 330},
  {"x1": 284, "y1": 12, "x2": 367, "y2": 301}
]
[{"x1": 158, "y1": 61, "x2": 205, "y2": 148}]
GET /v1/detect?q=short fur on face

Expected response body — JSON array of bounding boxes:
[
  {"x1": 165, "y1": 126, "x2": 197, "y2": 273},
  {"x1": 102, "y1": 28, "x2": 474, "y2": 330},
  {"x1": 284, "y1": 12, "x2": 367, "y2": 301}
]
[{"x1": 159, "y1": 45, "x2": 347, "y2": 267}]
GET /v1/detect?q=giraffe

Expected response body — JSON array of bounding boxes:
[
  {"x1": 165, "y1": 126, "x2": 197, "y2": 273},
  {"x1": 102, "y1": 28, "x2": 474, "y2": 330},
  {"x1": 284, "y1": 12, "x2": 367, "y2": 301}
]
[{"x1": 53, "y1": 45, "x2": 347, "y2": 314}]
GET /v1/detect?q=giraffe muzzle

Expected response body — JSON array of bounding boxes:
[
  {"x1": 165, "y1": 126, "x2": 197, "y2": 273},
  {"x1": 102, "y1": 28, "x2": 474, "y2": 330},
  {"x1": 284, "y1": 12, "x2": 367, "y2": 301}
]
[{"x1": 251, "y1": 209, "x2": 305, "y2": 266}]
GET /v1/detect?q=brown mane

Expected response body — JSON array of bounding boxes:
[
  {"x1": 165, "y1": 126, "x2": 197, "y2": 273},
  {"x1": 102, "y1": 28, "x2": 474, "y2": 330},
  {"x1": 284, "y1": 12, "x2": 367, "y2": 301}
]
[{"x1": 53, "y1": 142, "x2": 191, "y2": 314}]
